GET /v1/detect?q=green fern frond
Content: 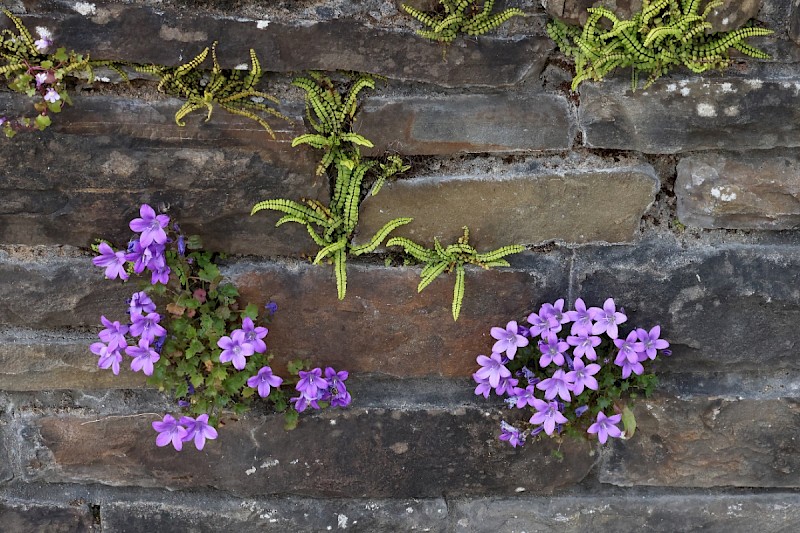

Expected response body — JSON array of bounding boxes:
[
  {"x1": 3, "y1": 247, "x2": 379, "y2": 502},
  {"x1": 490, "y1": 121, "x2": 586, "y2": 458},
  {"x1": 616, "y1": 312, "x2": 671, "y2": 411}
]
[
  {"x1": 402, "y1": 0, "x2": 523, "y2": 43},
  {"x1": 452, "y1": 265, "x2": 465, "y2": 321},
  {"x1": 351, "y1": 217, "x2": 413, "y2": 256},
  {"x1": 292, "y1": 133, "x2": 332, "y2": 149},
  {"x1": 314, "y1": 237, "x2": 347, "y2": 265},
  {"x1": 418, "y1": 261, "x2": 449, "y2": 292},
  {"x1": 334, "y1": 248, "x2": 347, "y2": 300},
  {"x1": 386, "y1": 237, "x2": 436, "y2": 263},
  {"x1": 250, "y1": 198, "x2": 328, "y2": 226},
  {"x1": 475, "y1": 244, "x2": 525, "y2": 263}
]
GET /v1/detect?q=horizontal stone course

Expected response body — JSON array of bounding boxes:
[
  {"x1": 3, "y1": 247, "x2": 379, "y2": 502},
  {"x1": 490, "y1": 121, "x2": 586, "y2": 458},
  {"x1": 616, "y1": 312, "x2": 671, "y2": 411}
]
[
  {"x1": 355, "y1": 155, "x2": 658, "y2": 249},
  {"x1": 0, "y1": 500, "x2": 94, "y2": 532},
  {"x1": 579, "y1": 76, "x2": 800, "y2": 153},
  {"x1": 358, "y1": 93, "x2": 575, "y2": 155},
  {"x1": 0, "y1": 95, "x2": 328, "y2": 255},
  {"x1": 600, "y1": 395, "x2": 800, "y2": 488},
  {"x1": 573, "y1": 238, "x2": 800, "y2": 372},
  {"x1": 14, "y1": 4, "x2": 550, "y2": 87},
  {"x1": 676, "y1": 150, "x2": 800, "y2": 230},
  {"x1": 17, "y1": 406, "x2": 594, "y2": 498}
]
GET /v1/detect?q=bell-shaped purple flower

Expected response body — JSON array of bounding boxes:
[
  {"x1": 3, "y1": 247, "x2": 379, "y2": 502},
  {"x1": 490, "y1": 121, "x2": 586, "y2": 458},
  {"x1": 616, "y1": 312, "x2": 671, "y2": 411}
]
[
  {"x1": 475, "y1": 353, "x2": 511, "y2": 389},
  {"x1": 129, "y1": 204, "x2": 170, "y2": 248},
  {"x1": 152, "y1": 414, "x2": 188, "y2": 451},
  {"x1": 567, "y1": 332, "x2": 602, "y2": 361},
  {"x1": 614, "y1": 330, "x2": 643, "y2": 364},
  {"x1": 247, "y1": 366, "x2": 283, "y2": 398},
  {"x1": 536, "y1": 369, "x2": 574, "y2": 402},
  {"x1": 240, "y1": 317, "x2": 268, "y2": 354},
  {"x1": 179, "y1": 414, "x2": 218, "y2": 450},
  {"x1": 565, "y1": 358, "x2": 601, "y2": 396},
  {"x1": 99, "y1": 316, "x2": 129, "y2": 351},
  {"x1": 538, "y1": 332, "x2": 568, "y2": 368},
  {"x1": 125, "y1": 339, "x2": 160, "y2": 376},
  {"x1": 91, "y1": 342, "x2": 123, "y2": 375},
  {"x1": 635, "y1": 326, "x2": 669, "y2": 360},
  {"x1": 499, "y1": 421, "x2": 526, "y2": 448},
  {"x1": 92, "y1": 242, "x2": 129, "y2": 281},
  {"x1": 565, "y1": 298, "x2": 594, "y2": 335},
  {"x1": 129, "y1": 312, "x2": 166, "y2": 345},
  {"x1": 587, "y1": 411, "x2": 623, "y2": 444},
  {"x1": 473, "y1": 373, "x2": 492, "y2": 398},
  {"x1": 296, "y1": 368, "x2": 329, "y2": 400},
  {"x1": 529, "y1": 399, "x2": 568, "y2": 435},
  {"x1": 490, "y1": 320, "x2": 529, "y2": 359},
  {"x1": 129, "y1": 291, "x2": 156, "y2": 316},
  {"x1": 590, "y1": 298, "x2": 627, "y2": 339},
  {"x1": 217, "y1": 330, "x2": 255, "y2": 370}
]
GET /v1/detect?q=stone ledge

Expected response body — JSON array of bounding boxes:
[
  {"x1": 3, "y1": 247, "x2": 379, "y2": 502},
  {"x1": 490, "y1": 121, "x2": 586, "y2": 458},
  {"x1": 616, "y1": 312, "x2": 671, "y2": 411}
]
[
  {"x1": 355, "y1": 154, "x2": 658, "y2": 249},
  {"x1": 0, "y1": 500, "x2": 94, "y2": 532},
  {"x1": 14, "y1": 4, "x2": 550, "y2": 87},
  {"x1": 675, "y1": 150, "x2": 800, "y2": 230}
]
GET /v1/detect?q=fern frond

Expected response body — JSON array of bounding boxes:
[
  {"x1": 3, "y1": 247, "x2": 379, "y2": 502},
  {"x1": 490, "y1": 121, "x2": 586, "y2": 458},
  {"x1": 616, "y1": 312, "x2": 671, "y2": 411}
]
[
  {"x1": 292, "y1": 133, "x2": 332, "y2": 149},
  {"x1": 314, "y1": 237, "x2": 347, "y2": 265},
  {"x1": 334, "y1": 248, "x2": 347, "y2": 300},
  {"x1": 339, "y1": 133, "x2": 375, "y2": 147},
  {"x1": 350, "y1": 217, "x2": 413, "y2": 255},
  {"x1": 418, "y1": 261, "x2": 449, "y2": 293},
  {"x1": 250, "y1": 198, "x2": 328, "y2": 226},
  {"x1": 451, "y1": 265, "x2": 465, "y2": 321},
  {"x1": 475, "y1": 245, "x2": 525, "y2": 263},
  {"x1": 386, "y1": 237, "x2": 436, "y2": 263}
]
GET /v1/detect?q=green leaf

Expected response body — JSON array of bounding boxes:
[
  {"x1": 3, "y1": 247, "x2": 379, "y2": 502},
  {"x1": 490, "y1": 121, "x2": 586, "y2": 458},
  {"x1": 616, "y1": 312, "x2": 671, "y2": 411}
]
[
  {"x1": 243, "y1": 303, "x2": 259, "y2": 320},
  {"x1": 622, "y1": 406, "x2": 637, "y2": 439},
  {"x1": 53, "y1": 47, "x2": 68, "y2": 61},
  {"x1": 34, "y1": 114, "x2": 51, "y2": 130},
  {"x1": 283, "y1": 409, "x2": 299, "y2": 430}
]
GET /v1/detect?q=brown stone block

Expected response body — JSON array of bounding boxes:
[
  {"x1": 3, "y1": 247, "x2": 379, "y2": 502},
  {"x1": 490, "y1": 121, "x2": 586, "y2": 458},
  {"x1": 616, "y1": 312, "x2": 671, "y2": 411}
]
[
  {"x1": 228, "y1": 252, "x2": 570, "y2": 377},
  {"x1": 15, "y1": 5, "x2": 550, "y2": 87},
  {"x1": 600, "y1": 395, "x2": 800, "y2": 488},
  {"x1": 676, "y1": 150, "x2": 800, "y2": 230},
  {"x1": 358, "y1": 93, "x2": 575, "y2": 155},
  {"x1": 355, "y1": 155, "x2": 658, "y2": 249},
  {"x1": 25, "y1": 407, "x2": 594, "y2": 497}
]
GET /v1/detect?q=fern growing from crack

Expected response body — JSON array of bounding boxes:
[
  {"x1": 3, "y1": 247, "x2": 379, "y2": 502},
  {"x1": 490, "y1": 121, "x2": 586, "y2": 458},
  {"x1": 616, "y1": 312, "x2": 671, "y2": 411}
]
[
  {"x1": 547, "y1": 0, "x2": 773, "y2": 91},
  {"x1": 252, "y1": 73, "x2": 412, "y2": 300},
  {"x1": 133, "y1": 41, "x2": 287, "y2": 136},
  {"x1": 403, "y1": 0, "x2": 524, "y2": 43},
  {"x1": 387, "y1": 226, "x2": 524, "y2": 320}
]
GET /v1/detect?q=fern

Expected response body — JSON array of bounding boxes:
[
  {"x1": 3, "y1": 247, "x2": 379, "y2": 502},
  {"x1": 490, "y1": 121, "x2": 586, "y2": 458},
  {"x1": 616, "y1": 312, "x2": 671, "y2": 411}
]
[
  {"x1": 403, "y1": 0, "x2": 524, "y2": 43},
  {"x1": 253, "y1": 73, "x2": 412, "y2": 300},
  {"x1": 133, "y1": 41, "x2": 287, "y2": 136},
  {"x1": 387, "y1": 227, "x2": 524, "y2": 321},
  {"x1": 547, "y1": 0, "x2": 773, "y2": 91}
]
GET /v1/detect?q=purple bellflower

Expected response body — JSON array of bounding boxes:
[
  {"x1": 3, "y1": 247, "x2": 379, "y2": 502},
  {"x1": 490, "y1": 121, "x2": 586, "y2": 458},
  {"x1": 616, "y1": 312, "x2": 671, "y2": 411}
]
[
  {"x1": 475, "y1": 353, "x2": 511, "y2": 389},
  {"x1": 126, "y1": 339, "x2": 160, "y2": 376},
  {"x1": 490, "y1": 320, "x2": 529, "y2": 359},
  {"x1": 247, "y1": 366, "x2": 283, "y2": 398},
  {"x1": 565, "y1": 358, "x2": 601, "y2": 396},
  {"x1": 529, "y1": 399, "x2": 568, "y2": 435},
  {"x1": 152, "y1": 414, "x2": 188, "y2": 451},
  {"x1": 43, "y1": 88, "x2": 60, "y2": 103},
  {"x1": 591, "y1": 298, "x2": 627, "y2": 339},
  {"x1": 240, "y1": 317, "x2": 268, "y2": 354},
  {"x1": 179, "y1": 414, "x2": 218, "y2": 450},
  {"x1": 499, "y1": 421, "x2": 526, "y2": 448},
  {"x1": 129, "y1": 312, "x2": 166, "y2": 345},
  {"x1": 98, "y1": 316, "x2": 129, "y2": 350},
  {"x1": 129, "y1": 204, "x2": 170, "y2": 248},
  {"x1": 587, "y1": 411, "x2": 623, "y2": 444},
  {"x1": 566, "y1": 332, "x2": 602, "y2": 361},
  {"x1": 296, "y1": 368, "x2": 329, "y2": 400},
  {"x1": 92, "y1": 242, "x2": 129, "y2": 281},
  {"x1": 614, "y1": 331, "x2": 643, "y2": 365},
  {"x1": 91, "y1": 342, "x2": 123, "y2": 375},
  {"x1": 636, "y1": 326, "x2": 669, "y2": 360},
  {"x1": 473, "y1": 373, "x2": 492, "y2": 398},
  {"x1": 217, "y1": 330, "x2": 255, "y2": 370},
  {"x1": 129, "y1": 291, "x2": 156, "y2": 316},
  {"x1": 538, "y1": 332, "x2": 568, "y2": 368},
  {"x1": 536, "y1": 369, "x2": 574, "y2": 402},
  {"x1": 565, "y1": 298, "x2": 594, "y2": 335}
]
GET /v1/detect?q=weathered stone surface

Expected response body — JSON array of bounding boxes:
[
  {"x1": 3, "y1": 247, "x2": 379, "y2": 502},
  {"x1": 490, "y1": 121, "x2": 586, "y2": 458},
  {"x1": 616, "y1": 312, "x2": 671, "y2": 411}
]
[
  {"x1": 600, "y1": 395, "x2": 800, "y2": 488},
  {"x1": 15, "y1": 5, "x2": 551, "y2": 87},
  {"x1": 103, "y1": 498, "x2": 449, "y2": 533},
  {"x1": 0, "y1": 329, "x2": 145, "y2": 391},
  {"x1": 358, "y1": 93, "x2": 575, "y2": 155},
  {"x1": 229, "y1": 251, "x2": 570, "y2": 376},
  {"x1": 579, "y1": 76, "x2": 800, "y2": 153},
  {"x1": 791, "y1": 0, "x2": 800, "y2": 45},
  {"x1": 451, "y1": 492, "x2": 800, "y2": 532},
  {"x1": 676, "y1": 150, "x2": 800, "y2": 230},
  {"x1": 21, "y1": 407, "x2": 594, "y2": 497},
  {"x1": 355, "y1": 156, "x2": 658, "y2": 249},
  {"x1": 0, "y1": 500, "x2": 94, "y2": 532},
  {"x1": 0, "y1": 247, "x2": 130, "y2": 329},
  {"x1": 572, "y1": 238, "x2": 800, "y2": 371},
  {"x1": 545, "y1": 0, "x2": 761, "y2": 32},
  {"x1": 0, "y1": 95, "x2": 327, "y2": 256}
]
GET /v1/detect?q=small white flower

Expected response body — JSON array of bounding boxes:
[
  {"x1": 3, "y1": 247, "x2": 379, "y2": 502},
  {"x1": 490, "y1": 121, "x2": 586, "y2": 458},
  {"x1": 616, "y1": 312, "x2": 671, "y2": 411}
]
[{"x1": 44, "y1": 88, "x2": 60, "y2": 103}]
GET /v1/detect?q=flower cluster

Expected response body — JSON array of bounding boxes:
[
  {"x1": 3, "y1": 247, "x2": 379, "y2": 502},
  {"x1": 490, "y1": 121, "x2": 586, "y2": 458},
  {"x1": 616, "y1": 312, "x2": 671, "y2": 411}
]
[
  {"x1": 92, "y1": 204, "x2": 351, "y2": 450},
  {"x1": 474, "y1": 298, "x2": 669, "y2": 448}
]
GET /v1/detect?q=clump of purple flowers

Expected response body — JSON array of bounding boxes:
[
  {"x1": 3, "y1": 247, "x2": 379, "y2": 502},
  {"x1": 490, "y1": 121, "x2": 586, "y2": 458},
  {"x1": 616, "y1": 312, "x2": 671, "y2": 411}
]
[
  {"x1": 92, "y1": 204, "x2": 351, "y2": 451},
  {"x1": 474, "y1": 298, "x2": 669, "y2": 449}
]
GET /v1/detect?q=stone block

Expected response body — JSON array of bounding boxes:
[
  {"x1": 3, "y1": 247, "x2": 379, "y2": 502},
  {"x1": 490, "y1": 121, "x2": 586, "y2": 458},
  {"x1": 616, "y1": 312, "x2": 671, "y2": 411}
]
[
  {"x1": 599, "y1": 395, "x2": 800, "y2": 488},
  {"x1": 21, "y1": 406, "x2": 594, "y2": 497},
  {"x1": 0, "y1": 247, "x2": 129, "y2": 329},
  {"x1": 450, "y1": 492, "x2": 800, "y2": 532},
  {"x1": 102, "y1": 498, "x2": 449, "y2": 533},
  {"x1": 0, "y1": 96, "x2": 327, "y2": 256},
  {"x1": 579, "y1": 76, "x2": 800, "y2": 153},
  {"x1": 572, "y1": 237, "x2": 800, "y2": 372},
  {"x1": 15, "y1": 6, "x2": 550, "y2": 87},
  {"x1": 676, "y1": 150, "x2": 800, "y2": 230},
  {"x1": 228, "y1": 251, "x2": 570, "y2": 376},
  {"x1": 0, "y1": 329, "x2": 145, "y2": 391},
  {"x1": 358, "y1": 93, "x2": 575, "y2": 155},
  {"x1": 355, "y1": 155, "x2": 658, "y2": 249},
  {"x1": 0, "y1": 500, "x2": 94, "y2": 533}
]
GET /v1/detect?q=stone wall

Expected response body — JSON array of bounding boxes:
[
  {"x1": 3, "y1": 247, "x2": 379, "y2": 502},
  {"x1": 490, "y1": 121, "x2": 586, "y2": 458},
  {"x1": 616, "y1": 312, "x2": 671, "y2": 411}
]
[{"x1": 1, "y1": 0, "x2": 799, "y2": 531}]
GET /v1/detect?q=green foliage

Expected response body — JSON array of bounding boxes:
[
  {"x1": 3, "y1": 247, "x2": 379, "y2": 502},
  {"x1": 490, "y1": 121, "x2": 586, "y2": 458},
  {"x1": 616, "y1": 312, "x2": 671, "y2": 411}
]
[
  {"x1": 0, "y1": 9, "x2": 123, "y2": 136},
  {"x1": 134, "y1": 41, "x2": 288, "y2": 136},
  {"x1": 253, "y1": 73, "x2": 413, "y2": 300},
  {"x1": 547, "y1": 0, "x2": 773, "y2": 91},
  {"x1": 403, "y1": 0, "x2": 524, "y2": 43},
  {"x1": 291, "y1": 72, "x2": 376, "y2": 176},
  {"x1": 387, "y1": 226, "x2": 524, "y2": 320}
]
